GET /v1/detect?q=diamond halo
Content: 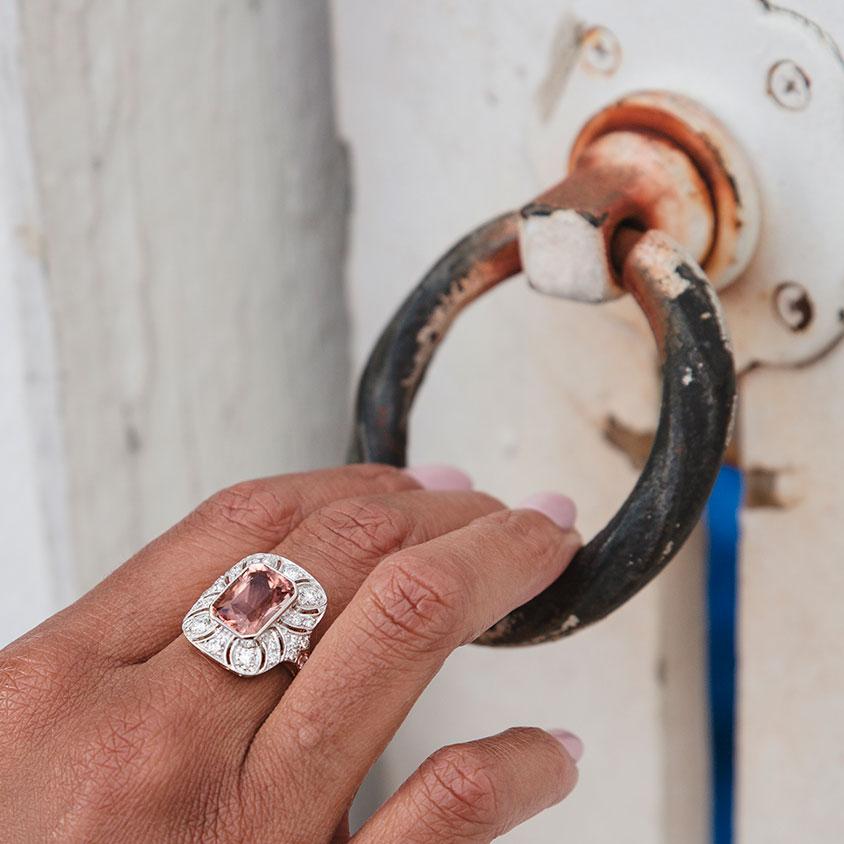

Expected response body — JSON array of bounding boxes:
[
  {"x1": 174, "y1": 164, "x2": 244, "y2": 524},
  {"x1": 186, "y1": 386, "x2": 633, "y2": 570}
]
[{"x1": 182, "y1": 553, "x2": 327, "y2": 676}]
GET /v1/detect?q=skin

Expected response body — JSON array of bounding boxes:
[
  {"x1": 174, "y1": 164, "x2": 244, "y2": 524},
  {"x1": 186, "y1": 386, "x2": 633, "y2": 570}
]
[{"x1": 0, "y1": 464, "x2": 582, "y2": 843}]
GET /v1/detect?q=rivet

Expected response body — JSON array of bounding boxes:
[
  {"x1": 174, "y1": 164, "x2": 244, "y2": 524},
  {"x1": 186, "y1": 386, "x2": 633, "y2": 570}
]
[
  {"x1": 581, "y1": 26, "x2": 621, "y2": 76},
  {"x1": 767, "y1": 60, "x2": 811, "y2": 111},
  {"x1": 773, "y1": 282, "x2": 813, "y2": 332}
]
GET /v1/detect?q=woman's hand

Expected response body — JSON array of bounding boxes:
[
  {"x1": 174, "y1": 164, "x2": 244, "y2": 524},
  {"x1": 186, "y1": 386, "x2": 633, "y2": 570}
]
[{"x1": 0, "y1": 464, "x2": 583, "y2": 843}]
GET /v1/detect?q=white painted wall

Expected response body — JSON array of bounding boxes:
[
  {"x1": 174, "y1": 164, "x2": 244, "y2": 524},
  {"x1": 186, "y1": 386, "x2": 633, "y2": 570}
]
[{"x1": 333, "y1": 2, "x2": 709, "y2": 840}]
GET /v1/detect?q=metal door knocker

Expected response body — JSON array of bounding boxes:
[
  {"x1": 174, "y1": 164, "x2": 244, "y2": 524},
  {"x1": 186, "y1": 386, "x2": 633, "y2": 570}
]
[{"x1": 350, "y1": 92, "x2": 756, "y2": 645}]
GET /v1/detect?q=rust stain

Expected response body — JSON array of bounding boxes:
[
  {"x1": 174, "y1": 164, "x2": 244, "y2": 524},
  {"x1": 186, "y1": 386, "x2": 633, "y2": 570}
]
[
  {"x1": 567, "y1": 91, "x2": 756, "y2": 290},
  {"x1": 744, "y1": 466, "x2": 805, "y2": 508}
]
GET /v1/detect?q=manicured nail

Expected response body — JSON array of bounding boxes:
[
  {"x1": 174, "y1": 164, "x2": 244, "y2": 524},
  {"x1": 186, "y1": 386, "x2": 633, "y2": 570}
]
[
  {"x1": 549, "y1": 729, "x2": 584, "y2": 763},
  {"x1": 403, "y1": 464, "x2": 473, "y2": 491},
  {"x1": 519, "y1": 492, "x2": 577, "y2": 530}
]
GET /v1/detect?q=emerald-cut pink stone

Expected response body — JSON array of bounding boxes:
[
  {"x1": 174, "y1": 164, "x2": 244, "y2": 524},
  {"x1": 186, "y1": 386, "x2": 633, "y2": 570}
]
[{"x1": 211, "y1": 563, "x2": 295, "y2": 636}]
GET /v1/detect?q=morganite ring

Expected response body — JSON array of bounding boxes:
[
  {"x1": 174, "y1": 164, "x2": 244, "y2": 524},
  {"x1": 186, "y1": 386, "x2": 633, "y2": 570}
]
[{"x1": 182, "y1": 554, "x2": 327, "y2": 676}]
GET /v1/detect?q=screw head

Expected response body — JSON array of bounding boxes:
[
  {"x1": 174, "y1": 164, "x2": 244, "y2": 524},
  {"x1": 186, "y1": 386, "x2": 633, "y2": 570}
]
[
  {"x1": 581, "y1": 26, "x2": 621, "y2": 75},
  {"x1": 774, "y1": 282, "x2": 813, "y2": 331},
  {"x1": 767, "y1": 60, "x2": 811, "y2": 110}
]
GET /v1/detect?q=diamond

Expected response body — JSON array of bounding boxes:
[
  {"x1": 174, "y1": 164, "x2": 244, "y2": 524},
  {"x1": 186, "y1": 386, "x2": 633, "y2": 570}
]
[
  {"x1": 283, "y1": 610, "x2": 318, "y2": 630},
  {"x1": 281, "y1": 562, "x2": 307, "y2": 581},
  {"x1": 259, "y1": 628, "x2": 281, "y2": 668},
  {"x1": 280, "y1": 629, "x2": 309, "y2": 660},
  {"x1": 202, "y1": 577, "x2": 226, "y2": 598},
  {"x1": 297, "y1": 583, "x2": 326, "y2": 609},
  {"x1": 212, "y1": 563, "x2": 296, "y2": 637},
  {"x1": 231, "y1": 639, "x2": 262, "y2": 674},
  {"x1": 201, "y1": 628, "x2": 233, "y2": 658},
  {"x1": 184, "y1": 612, "x2": 214, "y2": 639},
  {"x1": 193, "y1": 593, "x2": 218, "y2": 611}
]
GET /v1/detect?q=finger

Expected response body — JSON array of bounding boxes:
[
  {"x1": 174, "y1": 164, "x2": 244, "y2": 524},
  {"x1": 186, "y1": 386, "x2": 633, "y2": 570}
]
[
  {"x1": 246, "y1": 497, "x2": 580, "y2": 838},
  {"x1": 66, "y1": 464, "x2": 423, "y2": 662},
  {"x1": 354, "y1": 727, "x2": 582, "y2": 843},
  {"x1": 144, "y1": 488, "x2": 503, "y2": 746}
]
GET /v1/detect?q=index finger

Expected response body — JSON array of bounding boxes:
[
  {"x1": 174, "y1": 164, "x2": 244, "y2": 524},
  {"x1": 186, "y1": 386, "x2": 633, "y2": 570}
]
[
  {"x1": 50, "y1": 465, "x2": 426, "y2": 663},
  {"x1": 246, "y1": 500, "x2": 581, "y2": 838}
]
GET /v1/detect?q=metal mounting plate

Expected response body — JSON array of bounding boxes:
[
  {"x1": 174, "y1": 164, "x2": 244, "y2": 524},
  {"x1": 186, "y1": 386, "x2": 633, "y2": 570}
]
[{"x1": 528, "y1": 0, "x2": 844, "y2": 371}]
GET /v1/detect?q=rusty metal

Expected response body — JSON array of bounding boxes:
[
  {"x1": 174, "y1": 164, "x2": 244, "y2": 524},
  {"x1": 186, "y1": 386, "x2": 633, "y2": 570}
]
[
  {"x1": 480, "y1": 231, "x2": 735, "y2": 643},
  {"x1": 350, "y1": 95, "x2": 739, "y2": 645},
  {"x1": 569, "y1": 91, "x2": 759, "y2": 291},
  {"x1": 521, "y1": 129, "x2": 713, "y2": 302},
  {"x1": 349, "y1": 213, "x2": 520, "y2": 464}
]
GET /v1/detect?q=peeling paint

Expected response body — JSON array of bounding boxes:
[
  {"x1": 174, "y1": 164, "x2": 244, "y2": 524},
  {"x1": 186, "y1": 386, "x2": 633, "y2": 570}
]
[{"x1": 561, "y1": 614, "x2": 580, "y2": 632}]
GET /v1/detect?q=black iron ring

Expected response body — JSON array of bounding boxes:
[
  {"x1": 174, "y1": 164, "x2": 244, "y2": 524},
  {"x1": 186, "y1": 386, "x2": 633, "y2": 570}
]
[{"x1": 349, "y1": 214, "x2": 735, "y2": 645}]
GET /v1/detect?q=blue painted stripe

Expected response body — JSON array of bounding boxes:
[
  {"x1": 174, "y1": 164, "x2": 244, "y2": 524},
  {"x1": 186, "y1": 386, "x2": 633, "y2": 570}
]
[{"x1": 705, "y1": 466, "x2": 742, "y2": 844}]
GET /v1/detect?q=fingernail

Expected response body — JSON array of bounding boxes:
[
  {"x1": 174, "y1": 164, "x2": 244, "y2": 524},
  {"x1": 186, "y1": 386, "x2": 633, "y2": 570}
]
[
  {"x1": 519, "y1": 492, "x2": 577, "y2": 530},
  {"x1": 403, "y1": 464, "x2": 473, "y2": 491},
  {"x1": 549, "y1": 729, "x2": 584, "y2": 763}
]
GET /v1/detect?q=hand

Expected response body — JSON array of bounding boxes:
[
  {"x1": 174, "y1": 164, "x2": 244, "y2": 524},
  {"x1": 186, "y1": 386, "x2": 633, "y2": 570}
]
[{"x1": 0, "y1": 464, "x2": 582, "y2": 843}]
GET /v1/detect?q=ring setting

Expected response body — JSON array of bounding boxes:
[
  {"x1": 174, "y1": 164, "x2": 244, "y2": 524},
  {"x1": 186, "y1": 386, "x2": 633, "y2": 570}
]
[{"x1": 182, "y1": 553, "x2": 327, "y2": 676}]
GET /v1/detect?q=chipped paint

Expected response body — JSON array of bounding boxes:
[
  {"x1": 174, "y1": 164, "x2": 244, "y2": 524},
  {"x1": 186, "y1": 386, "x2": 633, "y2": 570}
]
[{"x1": 561, "y1": 614, "x2": 580, "y2": 632}]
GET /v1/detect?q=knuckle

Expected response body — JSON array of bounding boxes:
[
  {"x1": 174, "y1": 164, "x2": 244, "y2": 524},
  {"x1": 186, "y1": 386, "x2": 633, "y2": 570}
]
[
  {"x1": 301, "y1": 498, "x2": 413, "y2": 567},
  {"x1": 196, "y1": 481, "x2": 296, "y2": 542},
  {"x1": 417, "y1": 744, "x2": 501, "y2": 833},
  {"x1": 361, "y1": 558, "x2": 465, "y2": 655},
  {"x1": 64, "y1": 695, "x2": 177, "y2": 816}
]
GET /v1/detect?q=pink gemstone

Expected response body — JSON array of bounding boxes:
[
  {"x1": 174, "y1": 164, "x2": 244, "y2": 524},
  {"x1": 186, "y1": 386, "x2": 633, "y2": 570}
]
[{"x1": 211, "y1": 563, "x2": 295, "y2": 636}]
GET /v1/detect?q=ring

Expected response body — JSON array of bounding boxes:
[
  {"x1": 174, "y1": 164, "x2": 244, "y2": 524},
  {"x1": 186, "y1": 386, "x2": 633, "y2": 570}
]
[{"x1": 182, "y1": 553, "x2": 327, "y2": 676}]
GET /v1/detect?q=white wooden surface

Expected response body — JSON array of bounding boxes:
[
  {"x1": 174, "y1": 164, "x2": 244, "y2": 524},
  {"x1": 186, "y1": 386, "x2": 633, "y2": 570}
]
[
  {"x1": 17, "y1": 0, "x2": 350, "y2": 593},
  {"x1": 333, "y1": 3, "x2": 709, "y2": 840},
  {"x1": 0, "y1": 0, "x2": 74, "y2": 646},
  {"x1": 734, "y1": 2, "x2": 844, "y2": 841},
  {"x1": 739, "y1": 359, "x2": 844, "y2": 841}
]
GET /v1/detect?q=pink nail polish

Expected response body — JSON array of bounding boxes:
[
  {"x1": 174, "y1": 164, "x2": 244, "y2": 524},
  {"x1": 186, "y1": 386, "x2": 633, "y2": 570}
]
[
  {"x1": 403, "y1": 464, "x2": 473, "y2": 491},
  {"x1": 519, "y1": 492, "x2": 577, "y2": 530},
  {"x1": 549, "y1": 729, "x2": 584, "y2": 762}
]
